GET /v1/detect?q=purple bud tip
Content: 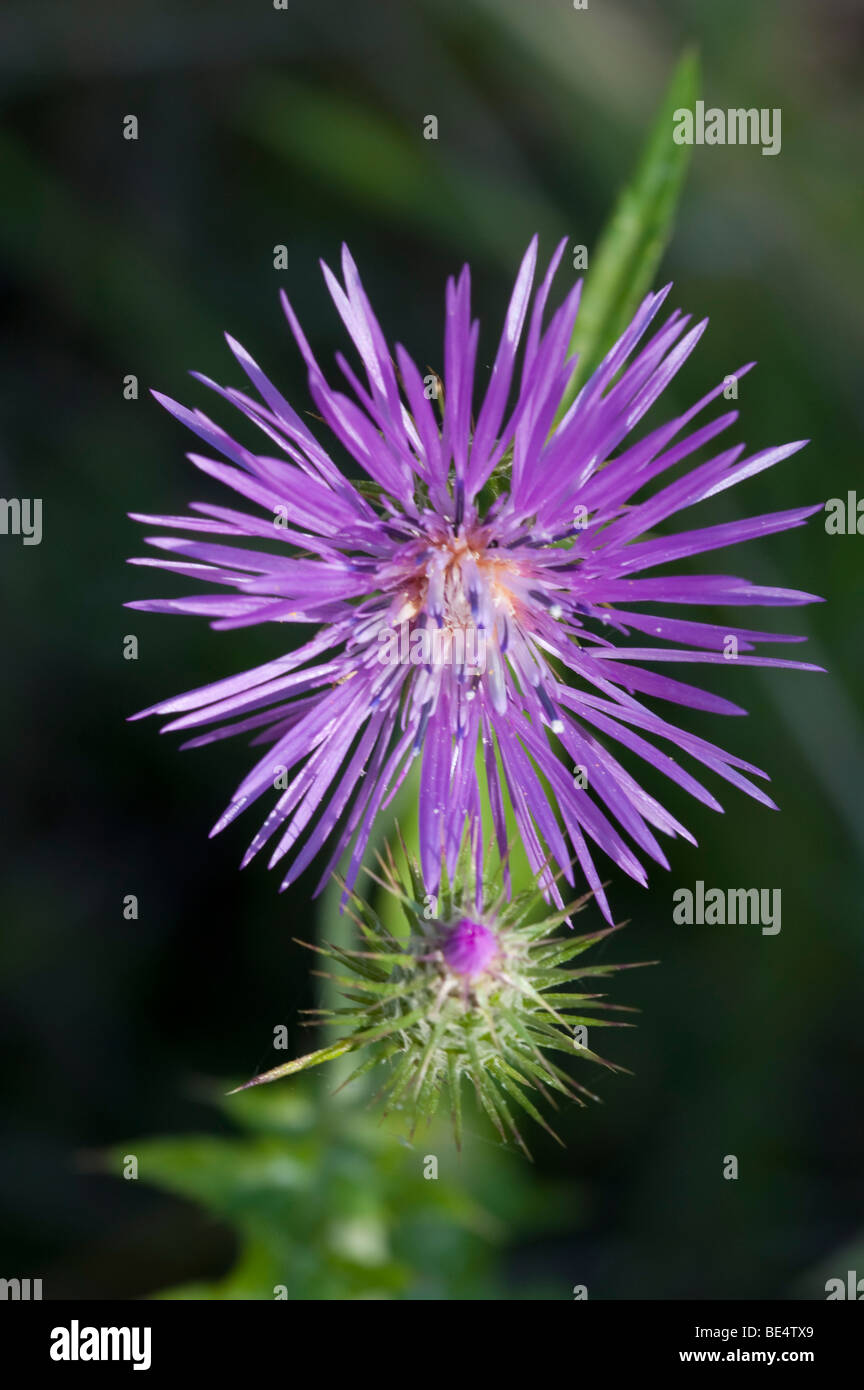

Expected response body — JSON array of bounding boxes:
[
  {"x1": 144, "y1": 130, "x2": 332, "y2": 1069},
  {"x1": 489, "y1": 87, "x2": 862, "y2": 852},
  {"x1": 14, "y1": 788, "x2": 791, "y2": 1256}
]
[{"x1": 442, "y1": 918, "x2": 499, "y2": 978}]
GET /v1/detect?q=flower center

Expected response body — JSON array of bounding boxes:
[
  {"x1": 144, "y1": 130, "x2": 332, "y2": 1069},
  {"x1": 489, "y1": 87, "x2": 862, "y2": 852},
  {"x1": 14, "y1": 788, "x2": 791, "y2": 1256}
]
[
  {"x1": 442, "y1": 917, "x2": 500, "y2": 977},
  {"x1": 423, "y1": 529, "x2": 523, "y2": 636},
  {"x1": 376, "y1": 517, "x2": 570, "y2": 729}
]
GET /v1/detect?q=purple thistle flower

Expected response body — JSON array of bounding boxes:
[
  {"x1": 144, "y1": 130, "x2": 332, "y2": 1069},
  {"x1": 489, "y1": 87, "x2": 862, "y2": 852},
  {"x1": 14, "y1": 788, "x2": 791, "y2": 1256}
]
[{"x1": 128, "y1": 238, "x2": 823, "y2": 922}]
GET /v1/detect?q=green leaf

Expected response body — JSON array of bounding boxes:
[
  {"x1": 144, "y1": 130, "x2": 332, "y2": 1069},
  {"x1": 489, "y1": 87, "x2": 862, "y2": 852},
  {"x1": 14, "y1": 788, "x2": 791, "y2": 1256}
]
[{"x1": 557, "y1": 48, "x2": 700, "y2": 416}]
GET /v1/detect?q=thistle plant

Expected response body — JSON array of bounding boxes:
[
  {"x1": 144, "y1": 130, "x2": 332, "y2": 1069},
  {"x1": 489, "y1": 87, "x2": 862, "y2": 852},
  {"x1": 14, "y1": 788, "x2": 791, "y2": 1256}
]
[
  {"x1": 231, "y1": 838, "x2": 651, "y2": 1155},
  {"x1": 123, "y1": 54, "x2": 823, "y2": 1162}
]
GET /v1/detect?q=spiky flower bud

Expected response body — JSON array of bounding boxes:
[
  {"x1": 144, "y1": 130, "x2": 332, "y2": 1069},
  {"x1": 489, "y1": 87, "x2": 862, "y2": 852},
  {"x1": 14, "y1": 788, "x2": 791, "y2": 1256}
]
[{"x1": 232, "y1": 840, "x2": 652, "y2": 1154}]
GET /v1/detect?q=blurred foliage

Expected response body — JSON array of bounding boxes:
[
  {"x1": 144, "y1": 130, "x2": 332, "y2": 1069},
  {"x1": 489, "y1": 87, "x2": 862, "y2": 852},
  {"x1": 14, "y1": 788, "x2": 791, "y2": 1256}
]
[{"x1": 109, "y1": 1085, "x2": 569, "y2": 1300}]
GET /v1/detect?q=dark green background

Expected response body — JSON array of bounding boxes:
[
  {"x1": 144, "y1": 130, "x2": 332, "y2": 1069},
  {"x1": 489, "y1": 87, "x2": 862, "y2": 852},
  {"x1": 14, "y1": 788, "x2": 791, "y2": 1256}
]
[{"x1": 1, "y1": 0, "x2": 861, "y2": 1298}]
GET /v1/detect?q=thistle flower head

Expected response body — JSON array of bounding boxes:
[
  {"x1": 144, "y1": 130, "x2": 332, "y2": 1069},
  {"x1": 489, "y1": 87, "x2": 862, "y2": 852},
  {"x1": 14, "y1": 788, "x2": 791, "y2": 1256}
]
[
  {"x1": 231, "y1": 838, "x2": 651, "y2": 1155},
  {"x1": 129, "y1": 240, "x2": 823, "y2": 920}
]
